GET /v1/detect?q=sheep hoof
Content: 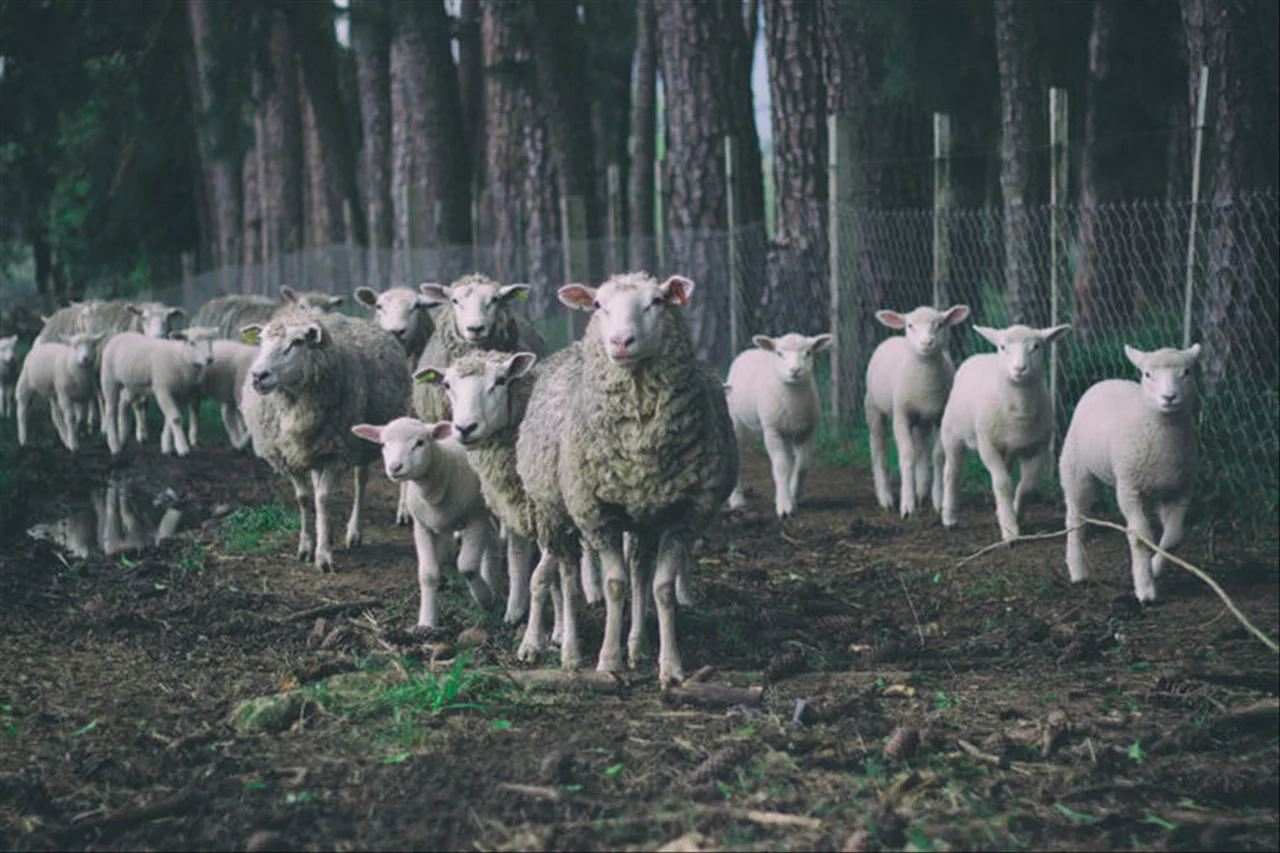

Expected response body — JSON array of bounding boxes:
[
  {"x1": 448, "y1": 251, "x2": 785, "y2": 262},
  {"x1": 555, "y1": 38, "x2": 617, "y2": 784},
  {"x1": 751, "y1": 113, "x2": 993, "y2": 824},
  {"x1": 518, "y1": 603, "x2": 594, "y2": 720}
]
[
  {"x1": 395, "y1": 512, "x2": 411, "y2": 527},
  {"x1": 727, "y1": 492, "x2": 746, "y2": 511},
  {"x1": 659, "y1": 662, "x2": 685, "y2": 689},
  {"x1": 900, "y1": 504, "x2": 916, "y2": 519},
  {"x1": 876, "y1": 494, "x2": 894, "y2": 512},
  {"x1": 516, "y1": 641, "x2": 543, "y2": 663},
  {"x1": 345, "y1": 530, "x2": 362, "y2": 549},
  {"x1": 297, "y1": 545, "x2": 313, "y2": 562},
  {"x1": 503, "y1": 602, "x2": 528, "y2": 624},
  {"x1": 627, "y1": 643, "x2": 649, "y2": 668},
  {"x1": 560, "y1": 646, "x2": 582, "y2": 671},
  {"x1": 314, "y1": 552, "x2": 334, "y2": 572},
  {"x1": 597, "y1": 653, "x2": 625, "y2": 674}
]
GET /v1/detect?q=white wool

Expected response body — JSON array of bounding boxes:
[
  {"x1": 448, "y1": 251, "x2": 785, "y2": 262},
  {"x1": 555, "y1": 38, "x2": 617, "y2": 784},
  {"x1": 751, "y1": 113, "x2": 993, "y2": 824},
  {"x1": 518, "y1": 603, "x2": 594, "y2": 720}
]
[{"x1": 16, "y1": 333, "x2": 104, "y2": 451}]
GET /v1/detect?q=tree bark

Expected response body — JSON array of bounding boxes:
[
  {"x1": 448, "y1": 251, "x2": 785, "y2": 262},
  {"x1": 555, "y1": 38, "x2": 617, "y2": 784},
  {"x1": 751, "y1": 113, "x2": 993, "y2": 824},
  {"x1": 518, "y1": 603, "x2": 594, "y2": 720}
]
[
  {"x1": 584, "y1": 0, "x2": 636, "y2": 270},
  {"x1": 352, "y1": 0, "x2": 394, "y2": 277},
  {"x1": 764, "y1": 0, "x2": 827, "y2": 336},
  {"x1": 265, "y1": 9, "x2": 305, "y2": 260},
  {"x1": 994, "y1": 0, "x2": 1045, "y2": 325},
  {"x1": 629, "y1": 0, "x2": 658, "y2": 274},
  {"x1": 656, "y1": 0, "x2": 764, "y2": 365},
  {"x1": 457, "y1": 0, "x2": 485, "y2": 196}
]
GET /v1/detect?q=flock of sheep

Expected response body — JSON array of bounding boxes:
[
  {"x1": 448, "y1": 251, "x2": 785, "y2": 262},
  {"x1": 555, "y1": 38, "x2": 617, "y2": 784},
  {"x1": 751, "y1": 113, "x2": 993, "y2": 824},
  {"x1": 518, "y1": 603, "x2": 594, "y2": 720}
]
[{"x1": 1, "y1": 272, "x2": 1203, "y2": 686}]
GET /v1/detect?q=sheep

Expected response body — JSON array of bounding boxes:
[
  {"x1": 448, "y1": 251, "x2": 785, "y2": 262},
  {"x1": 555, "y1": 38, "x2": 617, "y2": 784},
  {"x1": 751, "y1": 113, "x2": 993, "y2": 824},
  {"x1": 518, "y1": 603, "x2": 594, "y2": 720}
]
[
  {"x1": 352, "y1": 418, "x2": 499, "y2": 628},
  {"x1": 1060, "y1": 344, "x2": 1202, "y2": 603},
  {"x1": 412, "y1": 275, "x2": 549, "y2": 424},
  {"x1": 194, "y1": 340, "x2": 259, "y2": 450},
  {"x1": 281, "y1": 285, "x2": 345, "y2": 316},
  {"x1": 354, "y1": 286, "x2": 438, "y2": 364},
  {"x1": 725, "y1": 332, "x2": 832, "y2": 518},
  {"x1": 191, "y1": 294, "x2": 281, "y2": 340},
  {"x1": 15, "y1": 333, "x2": 105, "y2": 450},
  {"x1": 520, "y1": 273, "x2": 738, "y2": 686},
  {"x1": 240, "y1": 313, "x2": 410, "y2": 572},
  {"x1": 864, "y1": 304, "x2": 971, "y2": 517},
  {"x1": 0, "y1": 335, "x2": 20, "y2": 418},
  {"x1": 939, "y1": 323, "x2": 1072, "y2": 541},
  {"x1": 99, "y1": 328, "x2": 219, "y2": 457}
]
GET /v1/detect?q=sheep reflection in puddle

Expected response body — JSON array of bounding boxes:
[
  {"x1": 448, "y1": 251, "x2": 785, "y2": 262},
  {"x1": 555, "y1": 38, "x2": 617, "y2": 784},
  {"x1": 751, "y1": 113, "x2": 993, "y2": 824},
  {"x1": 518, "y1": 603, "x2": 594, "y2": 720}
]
[{"x1": 25, "y1": 478, "x2": 184, "y2": 558}]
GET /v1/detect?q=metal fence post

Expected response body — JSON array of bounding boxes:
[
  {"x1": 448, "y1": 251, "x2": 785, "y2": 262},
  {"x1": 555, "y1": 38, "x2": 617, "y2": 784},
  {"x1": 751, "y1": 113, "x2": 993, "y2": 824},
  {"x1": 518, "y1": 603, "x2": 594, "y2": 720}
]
[
  {"x1": 827, "y1": 114, "x2": 856, "y2": 430},
  {"x1": 1049, "y1": 87, "x2": 1069, "y2": 447},
  {"x1": 725, "y1": 135, "x2": 742, "y2": 360},
  {"x1": 1183, "y1": 65, "x2": 1210, "y2": 350},
  {"x1": 561, "y1": 195, "x2": 589, "y2": 342},
  {"x1": 932, "y1": 112, "x2": 953, "y2": 309}
]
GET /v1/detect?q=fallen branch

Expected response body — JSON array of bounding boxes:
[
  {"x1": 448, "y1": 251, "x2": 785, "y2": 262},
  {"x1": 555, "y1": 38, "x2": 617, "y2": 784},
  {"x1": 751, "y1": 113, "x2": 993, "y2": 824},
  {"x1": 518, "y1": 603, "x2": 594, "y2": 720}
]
[
  {"x1": 497, "y1": 668, "x2": 632, "y2": 694},
  {"x1": 281, "y1": 599, "x2": 382, "y2": 624},
  {"x1": 662, "y1": 682, "x2": 763, "y2": 710},
  {"x1": 56, "y1": 788, "x2": 197, "y2": 840},
  {"x1": 952, "y1": 526, "x2": 1078, "y2": 569}
]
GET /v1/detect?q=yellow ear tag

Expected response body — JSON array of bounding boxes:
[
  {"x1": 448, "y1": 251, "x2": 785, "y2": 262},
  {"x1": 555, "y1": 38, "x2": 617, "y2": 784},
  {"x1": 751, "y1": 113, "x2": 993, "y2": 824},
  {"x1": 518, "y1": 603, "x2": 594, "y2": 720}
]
[
  {"x1": 415, "y1": 370, "x2": 439, "y2": 385},
  {"x1": 242, "y1": 328, "x2": 260, "y2": 345},
  {"x1": 517, "y1": 290, "x2": 529, "y2": 301}
]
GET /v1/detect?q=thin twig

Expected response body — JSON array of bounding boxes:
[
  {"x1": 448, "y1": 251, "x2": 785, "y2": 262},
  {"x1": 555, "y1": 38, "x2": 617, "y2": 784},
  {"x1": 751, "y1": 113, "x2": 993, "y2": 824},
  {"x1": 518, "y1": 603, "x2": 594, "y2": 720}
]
[
  {"x1": 898, "y1": 574, "x2": 926, "y2": 647},
  {"x1": 952, "y1": 526, "x2": 1080, "y2": 569}
]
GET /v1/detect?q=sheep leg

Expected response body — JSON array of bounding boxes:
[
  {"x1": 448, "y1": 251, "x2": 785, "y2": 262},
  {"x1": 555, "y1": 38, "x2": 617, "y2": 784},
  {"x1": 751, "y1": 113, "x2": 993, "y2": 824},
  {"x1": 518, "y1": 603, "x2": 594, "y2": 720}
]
[
  {"x1": 1013, "y1": 449, "x2": 1047, "y2": 517},
  {"x1": 517, "y1": 549, "x2": 558, "y2": 661},
  {"x1": 220, "y1": 403, "x2": 242, "y2": 447},
  {"x1": 344, "y1": 463, "x2": 368, "y2": 548},
  {"x1": 412, "y1": 520, "x2": 442, "y2": 628},
  {"x1": 1062, "y1": 462, "x2": 1095, "y2": 584},
  {"x1": 912, "y1": 424, "x2": 932, "y2": 512},
  {"x1": 580, "y1": 548, "x2": 603, "y2": 605},
  {"x1": 1151, "y1": 496, "x2": 1190, "y2": 579},
  {"x1": 396, "y1": 482, "x2": 412, "y2": 526},
  {"x1": 290, "y1": 472, "x2": 315, "y2": 563},
  {"x1": 15, "y1": 383, "x2": 31, "y2": 446},
  {"x1": 727, "y1": 420, "x2": 748, "y2": 510},
  {"x1": 654, "y1": 532, "x2": 690, "y2": 687},
  {"x1": 132, "y1": 399, "x2": 149, "y2": 445},
  {"x1": 550, "y1": 564, "x2": 565, "y2": 644},
  {"x1": 929, "y1": 429, "x2": 946, "y2": 511},
  {"x1": 1116, "y1": 484, "x2": 1158, "y2": 602},
  {"x1": 455, "y1": 516, "x2": 496, "y2": 610},
  {"x1": 481, "y1": 518, "x2": 507, "y2": 599},
  {"x1": 628, "y1": 534, "x2": 659, "y2": 668},
  {"x1": 790, "y1": 437, "x2": 812, "y2": 506},
  {"x1": 50, "y1": 396, "x2": 76, "y2": 451},
  {"x1": 977, "y1": 437, "x2": 1018, "y2": 541},
  {"x1": 556, "y1": 548, "x2": 583, "y2": 671},
  {"x1": 155, "y1": 391, "x2": 190, "y2": 456},
  {"x1": 503, "y1": 531, "x2": 535, "y2": 623},
  {"x1": 893, "y1": 410, "x2": 919, "y2": 517},
  {"x1": 940, "y1": 434, "x2": 965, "y2": 528},
  {"x1": 311, "y1": 466, "x2": 340, "y2": 571},
  {"x1": 186, "y1": 402, "x2": 199, "y2": 448},
  {"x1": 160, "y1": 417, "x2": 174, "y2": 455},
  {"x1": 596, "y1": 539, "x2": 629, "y2": 674},
  {"x1": 763, "y1": 429, "x2": 796, "y2": 518},
  {"x1": 868, "y1": 407, "x2": 894, "y2": 511},
  {"x1": 230, "y1": 410, "x2": 251, "y2": 451},
  {"x1": 675, "y1": 557, "x2": 696, "y2": 607}
]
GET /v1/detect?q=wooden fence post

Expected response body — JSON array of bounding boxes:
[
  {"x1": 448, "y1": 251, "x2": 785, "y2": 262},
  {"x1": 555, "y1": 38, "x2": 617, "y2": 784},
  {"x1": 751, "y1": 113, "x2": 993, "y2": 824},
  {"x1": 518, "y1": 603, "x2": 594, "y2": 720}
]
[
  {"x1": 827, "y1": 114, "x2": 857, "y2": 430},
  {"x1": 1182, "y1": 65, "x2": 1210, "y2": 350},
  {"x1": 932, "y1": 113, "x2": 953, "y2": 308},
  {"x1": 561, "y1": 195, "x2": 589, "y2": 343},
  {"x1": 1049, "y1": 87, "x2": 1069, "y2": 445}
]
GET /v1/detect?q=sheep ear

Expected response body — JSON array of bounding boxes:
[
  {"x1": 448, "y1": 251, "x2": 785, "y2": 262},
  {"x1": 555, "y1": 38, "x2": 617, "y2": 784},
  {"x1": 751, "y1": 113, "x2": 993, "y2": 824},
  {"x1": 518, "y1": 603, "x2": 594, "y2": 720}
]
[
  {"x1": 1123, "y1": 344, "x2": 1146, "y2": 370},
  {"x1": 1185, "y1": 342, "x2": 1202, "y2": 362},
  {"x1": 414, "y1": 366, "x2": 446, "y2": 385},
  {"x1": 1041, "y1": 324, "x2": 1072, "y2": 344},
  {"x1": 503, "y1": 351, "x2": 537, "y2": 379},
  {"x1": 351, "y1": 424, "x2": 383, "y2": 444},
  {"x1": 169, "y1": 330, "x2": 187, "y2": 341},
  {"x1": 973, "y1": 326, "x2": 1002, "y2": 347},
  {"x1": 127, "y1": 304, "x2": 144, "y2": 317},
  {"x1": 875, "y1": 310, "x2": 907, "y2": 330},
  {"x1": 241, "y1": 325, "x2": 262, "y2": 345},
  {"x1": 809, "y1": 334, "x2": 833, "y2": 352},
  {"x1": 498, "y1": 284, "x2": 532, "y2": 303},
  {"x1": 661, "y1": 275, "x2": 694, "y2": 307},
  {"x1": 752, "y1": 335, "x2": 776, "y2": 352},
  {"x1": 943, "y1": 305, "x2": 971, "y2": 326},
  {"x1": 281, "y1": 285, "x2": 299, "y2": 303},
  {"x1": 355, "y1": 287, "x2": 378, "y2": 308},
  {"x1": 429, "y1": 421, "x2": 454, "y2": 442},
  {"x1": 415, "y1": 293, "x2": 440, "y2": 309},
  {"x1": 327, "y1": 295, "x2": 345, "y2": 308},
  {"x1": 167, "y1": 307, "x2": 186, "y2": 319},
  {"x1": 558, "y1": 284, "x2": 597, "y2": 311},
  {"x1": 304, "y1": 324, "x2": 325, "y2": 345},
  {"x1": 419, "y1": 283, "x2": 449, "y2": 302}
]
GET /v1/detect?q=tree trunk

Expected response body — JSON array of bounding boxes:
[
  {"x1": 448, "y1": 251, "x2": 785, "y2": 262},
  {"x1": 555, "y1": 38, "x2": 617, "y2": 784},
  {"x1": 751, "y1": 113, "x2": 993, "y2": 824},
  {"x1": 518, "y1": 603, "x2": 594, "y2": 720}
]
[
  {"x1": 629, "y1": 0, "x2": 658, "y2": 274},
  {"x1": 265, "y1": 10, "x2": 305, "y2": 263},
  {"x1": 584, "y1": 0, "x2": 636, "y2": 271},
  {"x1": 390, "y1": 23, "x2": 413, "y2": 279},
  {"x1": 457, "y1": 0, "x2": 484, "y2": 197},
  {"x1": 1072, "y1": 0, "x2": 1124, "y2": 339},
  {"x1": 656, "y1": 0, "x2": 764, "y2": 365},
  {"x1": 994, "y1": 0, "x2": 1045, "y2": 325},
  {"x1": 764, "y1": 0, "x2": 827, "y2": 336},
  {"x1": 352, "y1": 0, "x2": 394, "y2": 286}
]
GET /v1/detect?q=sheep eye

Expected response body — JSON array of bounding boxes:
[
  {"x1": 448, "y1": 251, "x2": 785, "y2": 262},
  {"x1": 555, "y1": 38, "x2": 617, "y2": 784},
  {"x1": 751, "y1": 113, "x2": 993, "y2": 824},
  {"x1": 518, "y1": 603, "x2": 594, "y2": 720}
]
[
  {"x1": 1143, "y1": 371, "x2": 1152, "y2": 379},
  {"x1": 1028, "y1": 342, "x2": 1038, "y2": 352},
  {"x1": 414, "y1": 438, "x2": 425, "y2": 449},
  {"x1": 592, "y1": 300, "x2": 601, "y2": 310},
  {"x1": 442, "y1": 381, "x2": 451, "y2": 391},
  {"x1": 493, "y1": 375, "x2": 507, "y2": 388},
  {"x1": 451, "y1": 298, "x2": 459, "y2": 305}
]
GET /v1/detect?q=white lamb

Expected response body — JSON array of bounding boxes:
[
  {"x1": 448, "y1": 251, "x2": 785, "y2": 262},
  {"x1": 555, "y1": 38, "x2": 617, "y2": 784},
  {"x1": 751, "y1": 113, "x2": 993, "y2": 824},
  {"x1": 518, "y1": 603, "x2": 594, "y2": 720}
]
[
  {"x1": 864, "y1": 304, "x2": 970, "y2": 517},
  {"x1": 939, "y1": 323, "x2": 1071, "y2": 541},
  {"x1": 352, "y1": 418, "x2": 499, "y2": 629},
  {"x1": 725, "y1": 332, "x2": 831, "y2": 518},
  {"x1": 99, "y1": 328, "x2": 219, "y2": 457},
  {"x1": 195, "y1": 340, "x2": 259, "y2": 450},
  {"x1": 0, "y1": 335, "x2": 20, "y2": 417},
  {"x1": 16, "y1": 333, "x2": 105, "y2": 451},
  {"x1": 1060, "y1": 344, "x2": 1202, "y2": 603}
]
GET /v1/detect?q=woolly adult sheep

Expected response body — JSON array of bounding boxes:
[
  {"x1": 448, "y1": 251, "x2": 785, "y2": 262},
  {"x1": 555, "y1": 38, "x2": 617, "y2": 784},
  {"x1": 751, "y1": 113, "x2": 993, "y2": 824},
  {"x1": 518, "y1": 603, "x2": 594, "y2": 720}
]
[
  {"x1": 939, "y1": 323, "x2": 1071, "y2": 541},
  {"x1": 522, "y1": 273, "x2": 738, "y2": 686},
  {"x1": 281, "y1": 285, "x2": 345, "y2": 316},
  {"x1": 352, "y1": 418, "x2": 499, "y2": 628},
  {"x1": 865, "y1": 304, "x2": 971, "y2": 517},
  {"x1": 191, "y1": 294, "x2": 281, "y2": 340},
  {"x1": 240, "y1": 314, "x2": 410, "y2": 571},
  {"x1": 725, "y1": 332, "x2": 832, "y2": 518},
  {"x1": 99, "y1": 328, "x2": 219, "y2": 457},
  {"x1": 412, "y1": 275, "x2": 549, "y2": 424},
  {"x1": 0, "y1": 335, "x2": 20, "y2": 418},
  {"x1": 16, "y1": 333, "x2": 105, "y2": 450},
  {"x1": 1060, "y1": 344, "x2": 1202, "y2": 603}
]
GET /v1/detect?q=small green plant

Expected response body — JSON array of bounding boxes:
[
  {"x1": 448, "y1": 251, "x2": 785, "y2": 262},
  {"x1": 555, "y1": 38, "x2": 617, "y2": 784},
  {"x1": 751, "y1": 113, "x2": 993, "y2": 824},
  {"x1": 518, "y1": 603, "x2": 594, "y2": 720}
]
[
  {"x1": 178, "y1": 540, "x2": 206, "y2": 574},
  {"x1": 1127, "y1": 740, "x2": 1146, "y2": 762},
  {"x1": 219, "y1": 504, "x2": 300, "y2": 554}
]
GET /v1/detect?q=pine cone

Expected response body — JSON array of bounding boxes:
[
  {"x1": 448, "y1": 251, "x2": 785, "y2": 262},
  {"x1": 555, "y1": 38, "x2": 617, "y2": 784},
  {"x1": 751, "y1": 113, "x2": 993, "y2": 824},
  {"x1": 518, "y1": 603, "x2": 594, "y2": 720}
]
[
  {"x1": 883, "y1": 725, "x2": 920, "y2": 762},
  {"x1": 764, "y1": 646, "x2": 808, "y2": 683},
  {"x1": 683, "y1": 739, "x2": 756, "y2": 786}
]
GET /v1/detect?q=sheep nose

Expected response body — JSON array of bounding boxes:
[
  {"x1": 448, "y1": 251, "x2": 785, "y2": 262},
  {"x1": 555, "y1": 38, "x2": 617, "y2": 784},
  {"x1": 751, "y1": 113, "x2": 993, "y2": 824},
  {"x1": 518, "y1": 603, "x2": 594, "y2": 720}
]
[
  {"x1": 466, "y1": 324, "x2": 485, "y2": 336},
  {"x1": 391, "y1": 328, "x2": 406, "y2": 339},
  {"x1": 609, "y1": 335, "x2": 636, "y2": 352},
  {"x1": 456, "y1": 422, "x2": 479, "y2": 441},
  {"x1": 390, "y1": 462, "x2": 405, "y2": 476},
  {"x1": 1161, "y1": 393, "x2": 1177, "y2": 405}
]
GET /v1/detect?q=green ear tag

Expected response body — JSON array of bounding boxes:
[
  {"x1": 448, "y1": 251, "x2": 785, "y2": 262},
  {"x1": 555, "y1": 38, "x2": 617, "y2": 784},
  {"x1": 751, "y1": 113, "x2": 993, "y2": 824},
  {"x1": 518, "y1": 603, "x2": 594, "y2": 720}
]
[
  {"x1": 242, "y1": 328, "x2": 260, "y2": 345},
  {"x1": 415, "y1": 370, "x2": 439, "y2": 385},
  {"x1": 518, "y1": 290, "x2": 529, "y2": 301}
]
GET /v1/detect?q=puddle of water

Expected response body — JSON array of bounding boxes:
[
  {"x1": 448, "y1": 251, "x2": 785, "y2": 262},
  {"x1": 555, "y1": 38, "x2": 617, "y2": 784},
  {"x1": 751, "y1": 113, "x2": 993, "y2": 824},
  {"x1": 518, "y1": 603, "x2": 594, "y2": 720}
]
[{"x1": 26, "y1": 477, "x2": 185, "y2": 559}]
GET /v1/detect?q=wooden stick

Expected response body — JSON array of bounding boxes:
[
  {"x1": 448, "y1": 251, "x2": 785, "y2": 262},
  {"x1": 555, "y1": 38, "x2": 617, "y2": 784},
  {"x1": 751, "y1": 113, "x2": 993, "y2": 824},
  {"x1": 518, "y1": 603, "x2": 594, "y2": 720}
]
[
  {"x1": 282, "y1": 599, "x2": 382, "y2": 624},
  {"x1": 662, "y1": 682, "x2": 763, "y2": 710}
]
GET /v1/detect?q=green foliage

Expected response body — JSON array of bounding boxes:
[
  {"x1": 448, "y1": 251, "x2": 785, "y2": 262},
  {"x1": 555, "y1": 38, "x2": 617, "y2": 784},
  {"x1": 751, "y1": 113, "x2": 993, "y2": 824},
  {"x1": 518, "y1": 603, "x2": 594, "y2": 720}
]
[{"x1": 218, "y1": 504, "x2": 300, "y2": 554}]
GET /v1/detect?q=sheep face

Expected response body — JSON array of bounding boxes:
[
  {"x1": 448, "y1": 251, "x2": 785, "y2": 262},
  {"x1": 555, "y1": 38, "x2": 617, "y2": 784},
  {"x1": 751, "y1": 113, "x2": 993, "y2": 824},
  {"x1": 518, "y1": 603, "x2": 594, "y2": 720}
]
[
  {"x1": 559, "y1": 273, "x2": 695, "y2": 365},
  {"x1": 875, "y1": 304, "x2": 970, "y2": 357},
  {"x1": 170, "y1": 327, "x2": 218, "y2": 369},
  {"x1": 422, "y1": 279, "x2": 530, "y2": 345},
  {"x1": 1125, "y1": 343, "x2": 1201, "y2": 415},
  {"x1": 129, "y1": 304, "x2": 186, "y2": 338},
  {"x1": 752, "y1": 333, "x2": 832, "y2": 384},
  {"x1": 355, "y1": 287, "x2": 436, "y2": 346},
  {"x1": 67, "y1": 333, "x2": 104, "y2": 368},
  {"x1": 246, "y1": 321, "x2": 324, "y2": 394},
  {"x1": 974, "y1": 324, "x2": 1071, "y2": 385},
  {"x1": 352, "y1": 417, "x2": 453, "y2": 482},
  {"x1": 282, "y1": 285, "x2": 343, "y2": 316},
  {"x1": 415, "y1": 352, "x2": 536, "y2": 446}
]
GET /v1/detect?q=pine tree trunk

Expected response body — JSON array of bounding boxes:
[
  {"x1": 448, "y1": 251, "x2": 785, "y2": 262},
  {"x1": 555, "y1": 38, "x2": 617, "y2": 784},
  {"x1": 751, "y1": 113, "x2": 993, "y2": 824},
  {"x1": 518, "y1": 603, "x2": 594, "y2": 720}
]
[
  {"x1": 629, "y1": 0, "x2": 657, "y2": 274},
  {"x1": 656, "y1": 0, "x2": 764, "y2": 365},
  {"x1": 265, "y1": 10, "x2": 305, "y2": 263},
  {"x1": 584, "y1": 0, "x2": 635, "y2": 271},
  {"x1": 994, "y1": 0, "x2": 1044, "y2": 325},
  {"x1": 390, "y1": 25, "x2": 413, "y2": 279},
  {"x1": 457, "y1": 0, "x2": 484, "y2": 196},
  {"x1": 764, "y1": 0, "x2": 827, "y2": 336},
  {"x1": 353, "y1": 0, "x2": 394, "y2": 287}
]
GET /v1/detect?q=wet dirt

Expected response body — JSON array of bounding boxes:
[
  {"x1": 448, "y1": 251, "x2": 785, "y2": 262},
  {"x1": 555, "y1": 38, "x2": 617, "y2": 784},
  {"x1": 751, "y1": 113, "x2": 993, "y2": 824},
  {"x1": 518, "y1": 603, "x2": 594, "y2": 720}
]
[{"x1": 1, "y1": 439, "x2": 1276, "y2": 852}]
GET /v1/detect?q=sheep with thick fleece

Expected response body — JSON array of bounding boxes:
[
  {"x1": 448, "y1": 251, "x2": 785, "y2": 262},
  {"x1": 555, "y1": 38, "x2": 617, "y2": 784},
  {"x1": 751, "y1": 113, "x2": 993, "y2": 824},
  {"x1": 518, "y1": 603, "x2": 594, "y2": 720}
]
[
  {"x1": 195, "y1": 340, "x2": 259, "y2": 450},
  {"x1": 16, "y1": 333, "x2": 104, "y2": 450},
  {"x1": 0, "y1": 335, "x2": 19, "y2": 418},
  {"x1": 865, "y1": 304, "x2": 971, "y2": 516},
  {"x1": 726, "y1": 333, "x2": 832, "y2": 518},
  {"x1": 240, "y1": 314, "x2": 409, "y2": 571},
  {"x1": 191, "y1": 294, "x2": 280, "y2": 340},
  {"x1": 412, "y1": 275, "x2": 549, "y2": 424},
  {"x1": 521, "y1": 273, "x2": 737, "y2": 686},
  {"x1": 281, "y1": 285, "x2": 344, "y2": 316},
  {"x1": 1060, "y1": 344, "x2": 1202, "y2": 603},
  {"x1": 99, "y1": 328, "x2": 219, "y2": 457},
  {"x1": 352, "y1": 418, "x2": 499, "y2": 628},
  {"x1": 939, "y1": 323, "x2": 1072, "y2": 541}
]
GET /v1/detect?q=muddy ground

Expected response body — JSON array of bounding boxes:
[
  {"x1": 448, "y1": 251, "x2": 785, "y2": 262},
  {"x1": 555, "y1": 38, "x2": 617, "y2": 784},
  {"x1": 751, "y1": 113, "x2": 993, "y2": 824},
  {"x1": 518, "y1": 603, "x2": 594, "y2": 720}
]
[{"x1": 0, "y1": 435, "x2": 1277, "y2": 852}]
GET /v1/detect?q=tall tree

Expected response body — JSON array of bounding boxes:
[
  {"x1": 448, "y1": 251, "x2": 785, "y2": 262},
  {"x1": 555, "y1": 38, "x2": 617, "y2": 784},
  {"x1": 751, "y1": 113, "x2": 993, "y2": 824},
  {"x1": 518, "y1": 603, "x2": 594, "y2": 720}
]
[
  {"x1": 764, "y1": 0, "x2": 827, "y2": 335},
  {"x1": 352, "y1": 0, "x2": 393, "y2": 282},
  {"x1": 457, "y1": 0, "x2": 485, "y2": 200},
  {"x1": 656, "y1": 0, "x2": 764, "y2": 364},
  {"x1": 417, "y1": 1, "x2": 473, "y2": 264},
  {"x1": 264, "y1": 8, "x2": 305, "y2": 259},
  {"x1": 629, "y1": 0, "x2": 658, "y2": 273},
  {"x1": 583, "y1": 0, "x2": 637, "y2": 269},
  {"x1": 993, "y1": 0, "x2": 1046, "y2": 326}
]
